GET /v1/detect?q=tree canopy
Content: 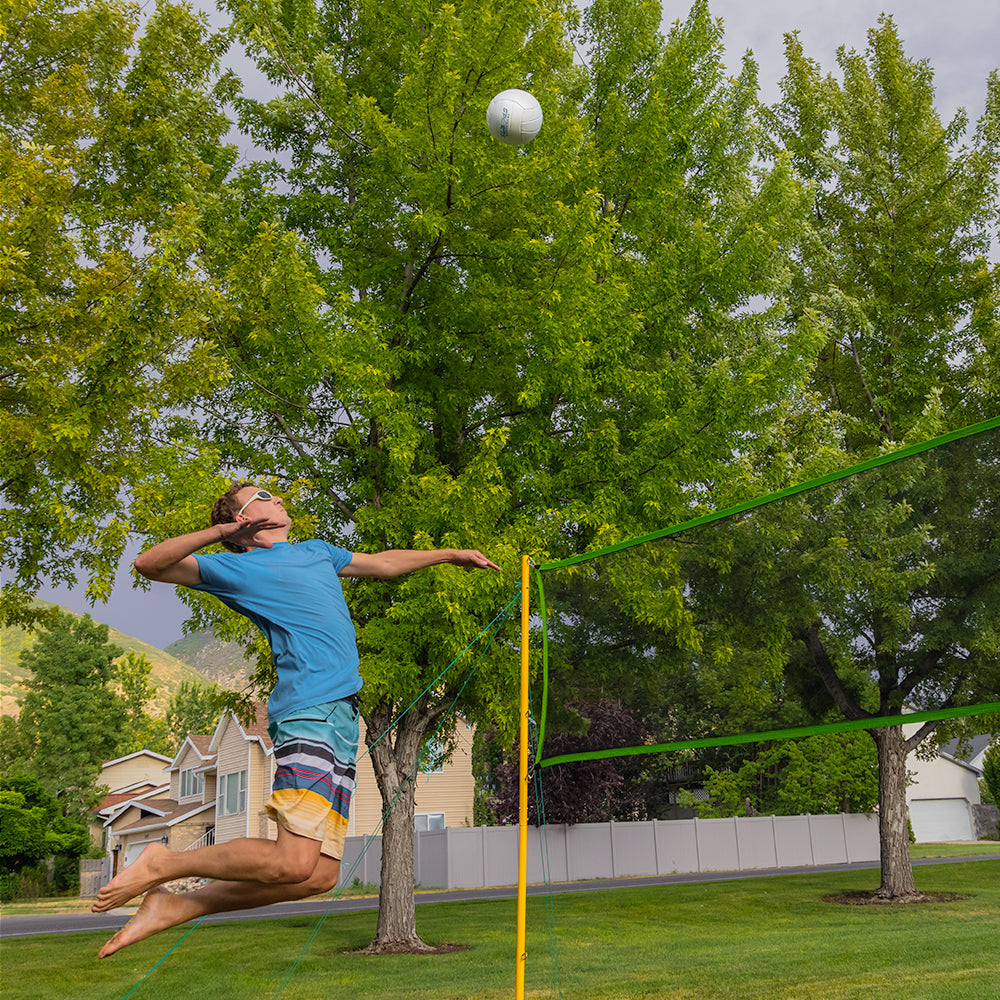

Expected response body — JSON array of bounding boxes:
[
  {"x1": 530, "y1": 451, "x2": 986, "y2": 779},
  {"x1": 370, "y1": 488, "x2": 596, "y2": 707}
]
[
  {"x1": 3, "y1": 0, "x2": 997, "y2": 929},
  {"x1": 0, "y1": 0, "x2": 236, "y2": 628}
]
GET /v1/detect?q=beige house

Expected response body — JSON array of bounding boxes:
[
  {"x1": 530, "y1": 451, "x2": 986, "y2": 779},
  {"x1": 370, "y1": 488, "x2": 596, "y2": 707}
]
[
  {"x1": 103, "y1": 705, "x2": 475, "y2": 870},
  {"x1": 90, "y1": 749, "x2": 172, "y2": 853}
]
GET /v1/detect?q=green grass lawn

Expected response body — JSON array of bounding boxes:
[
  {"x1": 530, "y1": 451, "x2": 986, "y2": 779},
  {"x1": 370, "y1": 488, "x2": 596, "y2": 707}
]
[{"x1": 4, "y1": 860, "x2": 999, "y2": 1000}]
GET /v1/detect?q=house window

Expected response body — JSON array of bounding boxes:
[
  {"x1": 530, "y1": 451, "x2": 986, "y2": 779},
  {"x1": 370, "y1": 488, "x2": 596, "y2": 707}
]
[
  {"x1": 414, "y1": 812, "x2": 445, "y2": 832},
  {"x1": 420, "y1": 739, "x2": 445, "y2": 774},
  {"x1": 180, "y1": 768, "x2": 205, "y2": 799},
  {"x1": 217, "y1": 770, "x2": 247, "y2": 816}
]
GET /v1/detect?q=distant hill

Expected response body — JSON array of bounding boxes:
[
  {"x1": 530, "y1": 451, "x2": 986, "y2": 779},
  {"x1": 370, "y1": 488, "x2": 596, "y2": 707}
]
[
  {"x1": 0, "y1": 602, "x2": 223, "y2": 718},
  {"x1": 164, "y1": 631, "x2": 253, "y2": 691}
]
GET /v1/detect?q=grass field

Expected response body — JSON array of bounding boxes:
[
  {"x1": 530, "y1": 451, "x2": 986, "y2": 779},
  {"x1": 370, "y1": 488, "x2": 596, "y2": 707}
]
[{"x1": 5, "y1": 859, "x2": 999, "y2": 1000}]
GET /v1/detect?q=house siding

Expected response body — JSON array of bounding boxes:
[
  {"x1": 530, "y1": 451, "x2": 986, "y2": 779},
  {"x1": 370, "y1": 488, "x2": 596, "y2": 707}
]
[
  {"x1": 213, "y1": 715, "x2": 277, "y2": 842},
  {"x1": 214, "y1": 717, "x2": 253, "y2": 842},
  {"x1": 349, "y1": 717, "x2": 475, "y2": 837},
  {"x1": 101, "y1": 752, "x2": 170, "y2": 793},
  {"x1": 173, "y1": 744, "x2": 209, "y2": 803},
  {"x1": 203, "y1": 772, "x2": 217, "y2": 806},
  {"x1": 414, "y1": 722, "x2": 475, "y2": 829},
  {"x1": 351, "y1": 717, "x2": 382, "y2": 837}
]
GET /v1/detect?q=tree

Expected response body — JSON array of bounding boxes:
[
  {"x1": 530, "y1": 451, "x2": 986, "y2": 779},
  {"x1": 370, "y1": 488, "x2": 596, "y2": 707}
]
[
  {"x1": 149, "y1": 0, "x2": 817, "y2": 950},
  {"x1": 165, "y1": 679, "x2": 235, "y2": 748},
  {"x1": 983, "y1": 740, "x2": 1000, "y2": 807},
  {"x1": 16, "y1": 612, "x2": 126, "y2": 818},
  {"x1": 2, "y1": 0, "x2": 821, "y2": 946},
  {"x1": 488, "y1": 700, "x2": 649, "y2": 825},
  {"x1": 688, "y1": 731, "x2": 878, "y2": 818},
  {"x1": 755, "y1": 17, "x2": 1000, "y2": 898},
  {"x1": 0, "y1": 0, "x2": 236, "y2": 630},
  {"x1": 0, "y1": 775, "x2": 92, "y2": 899},
  {"x1": 115, "y1": 650, "x2": 172, "y2": 756}
]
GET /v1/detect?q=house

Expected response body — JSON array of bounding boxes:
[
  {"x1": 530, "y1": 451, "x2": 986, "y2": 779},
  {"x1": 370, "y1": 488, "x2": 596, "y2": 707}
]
[
  {"x1": 941, "y1": 733, "x2": 994, "y2": 775},
  {"x1": 90, "y1": 749, "x2": 173, "y2": 854},
  {"x1": 104, "y1": 705, "x2": 476, "y2": 870},
  {"x1": 904, "y1": 728, "x2": 995, "y2": 842}
]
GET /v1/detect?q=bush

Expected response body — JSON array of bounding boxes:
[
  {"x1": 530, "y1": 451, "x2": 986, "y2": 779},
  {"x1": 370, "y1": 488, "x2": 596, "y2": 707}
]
[
  {"x1": 0, "y1": 873, "x2": 17, "y2": 903},
  {"x1": 982, "y1": 741, "x2": 1000, "y2": 805},
  {"x1": 52, "y1": 854, "x2": 80, "y2": 894},
  {"x1": 0, "y1": 863, "x2": 53, "y2": 902}
]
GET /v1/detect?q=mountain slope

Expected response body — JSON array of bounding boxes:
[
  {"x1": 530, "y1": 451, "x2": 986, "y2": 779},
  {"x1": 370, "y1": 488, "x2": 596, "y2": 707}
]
[
  {"x1": 164, "y1": 631, "x2": 252, "y2": 691},
  {"x1": 1, "y1": 602, "x2": 221, "y2": 717}
]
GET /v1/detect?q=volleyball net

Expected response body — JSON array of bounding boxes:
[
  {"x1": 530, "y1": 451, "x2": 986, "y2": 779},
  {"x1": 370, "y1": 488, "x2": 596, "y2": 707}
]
[
  {"x1": 528, "y1": 417, "x2": 1000, "y2": 773},
  {"x1": 513, "y1": 416, "x2": 999, "y2": 995}
]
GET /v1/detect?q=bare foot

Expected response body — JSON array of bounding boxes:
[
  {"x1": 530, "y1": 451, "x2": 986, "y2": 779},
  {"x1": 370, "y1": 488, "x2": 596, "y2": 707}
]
[
  {"x1": 92, "y1": 843, "x2": 172, "y2": 913},
  {"x1": 98, "y1": 887, "x2": 195, "y2": 958}
]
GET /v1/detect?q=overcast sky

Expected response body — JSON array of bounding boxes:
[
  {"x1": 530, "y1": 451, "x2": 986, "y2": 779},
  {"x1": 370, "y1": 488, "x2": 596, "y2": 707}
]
[{"x1": 36, "y1": 1, "x2": 998, "y2": 649}]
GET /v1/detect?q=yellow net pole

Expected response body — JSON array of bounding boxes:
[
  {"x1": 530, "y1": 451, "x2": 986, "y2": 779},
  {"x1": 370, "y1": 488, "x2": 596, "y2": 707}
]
[{"x1": 515, "y1": 554, "x2": 530, "y2": 999}]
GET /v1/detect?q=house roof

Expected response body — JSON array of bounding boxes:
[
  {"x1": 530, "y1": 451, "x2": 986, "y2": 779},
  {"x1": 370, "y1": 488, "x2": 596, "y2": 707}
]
[
  {"x1": 112, "y1": 800, "x2": 215, "y2": 837},
  {"x1": 96, "y1": 784, "x2": 171, "y2": 821},
  {"x1": 942, "y1": 733, "x2": 994, "y2": 764},
  {"x1": 101, "y1": 749, "x2": 172, "y2": 768},
  {"x1": 167, "y1": 732, "x2": 218, "y2": 771},
  {"x1": 97, "y1": 783, "x2": 167, "y2": 811},
  {"x1": 103, "y1": 792, "x2": 177, "y2": 825},
  {"x1": 209, "y1": 702, "x2": 273, "y2": 754},
  {"x1": 194, "y1": 755, "x2": 218, "y2": 775}
]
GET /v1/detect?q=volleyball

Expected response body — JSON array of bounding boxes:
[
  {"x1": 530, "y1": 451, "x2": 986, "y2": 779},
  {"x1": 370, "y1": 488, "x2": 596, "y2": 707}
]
[{"x1": 486, "y1": 89, "x2": 543, "y2": 145}]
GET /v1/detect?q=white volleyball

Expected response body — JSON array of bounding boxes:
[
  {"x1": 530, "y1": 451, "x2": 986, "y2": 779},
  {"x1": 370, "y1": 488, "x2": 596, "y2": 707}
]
[{"x1": 486, "y1": 88, "x2": 543, "y2": 145}]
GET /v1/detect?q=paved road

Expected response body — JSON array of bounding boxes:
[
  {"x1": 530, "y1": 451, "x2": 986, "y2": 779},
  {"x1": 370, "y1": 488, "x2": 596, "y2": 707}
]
[{"x1": 2, "y1": 855, "x2": 996, "y2": 941}]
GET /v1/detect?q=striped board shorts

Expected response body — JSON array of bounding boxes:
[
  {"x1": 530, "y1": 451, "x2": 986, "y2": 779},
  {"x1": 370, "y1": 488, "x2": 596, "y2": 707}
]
[{"x1": 264, "y1": 697, "x2": 359, "y2": 860}]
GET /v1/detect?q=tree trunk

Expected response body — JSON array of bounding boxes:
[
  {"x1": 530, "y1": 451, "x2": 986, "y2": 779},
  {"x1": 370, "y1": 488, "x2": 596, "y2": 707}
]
[
  {"x1": 870, "y1": 725, "x2": 919, "y2": 899},
  {"x1": 362, "y1": 700, "x2": 434, "y2": 953}
]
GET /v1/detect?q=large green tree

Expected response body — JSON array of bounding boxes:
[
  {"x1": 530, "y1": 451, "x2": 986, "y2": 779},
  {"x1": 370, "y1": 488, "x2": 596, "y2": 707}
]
[
  {"x1": 137, "y1": 0, "x2": 819, "y2": 950},
  {"x1": 0, "y1": 0, "x2": 236, "y2": 628},
  {"x1": 15, "y1": 611, "x2": 126, "y2": 818},
  {"x1": 758, "y1": 17, "x2": 1000, "y2": 898}
]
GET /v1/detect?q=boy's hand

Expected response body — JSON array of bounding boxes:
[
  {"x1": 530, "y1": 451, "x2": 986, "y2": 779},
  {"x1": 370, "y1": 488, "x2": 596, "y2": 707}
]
[
  {"x1": 450, "y1": 549, "x2": 501, "y2": 572},
  {"x1": 223, "y1": 514, "x2": 287, "y2": 549}
]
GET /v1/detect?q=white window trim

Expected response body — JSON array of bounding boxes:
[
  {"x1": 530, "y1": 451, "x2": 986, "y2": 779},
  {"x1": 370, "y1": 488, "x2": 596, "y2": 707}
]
[
  {"x1": 415, "y1": 812, "x2": 446, "y2": 832},
  {"x1": 217, "y1": 770, "x2": 247, "y2": 817},
  {"x1": 180, "y1": 767, "x2": 205, "y2": 800}
]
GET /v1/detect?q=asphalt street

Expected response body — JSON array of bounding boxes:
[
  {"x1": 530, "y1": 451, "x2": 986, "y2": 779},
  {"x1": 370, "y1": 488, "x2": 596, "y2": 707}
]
[{"x1": 2, "y1": 855, "x2": 996, "y2": 941}]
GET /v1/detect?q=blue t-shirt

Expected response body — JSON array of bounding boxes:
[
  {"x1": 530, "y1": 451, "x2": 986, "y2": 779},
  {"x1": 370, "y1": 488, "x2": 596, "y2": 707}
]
[{"x1": 193, "y1": 540, "x2": 362, "y2": 722}]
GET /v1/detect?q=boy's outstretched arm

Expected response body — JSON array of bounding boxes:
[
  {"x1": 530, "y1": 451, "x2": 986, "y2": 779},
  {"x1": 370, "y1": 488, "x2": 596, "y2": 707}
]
[{"x1": 341, "y1": 548, "x2": 501, "y2": 579}]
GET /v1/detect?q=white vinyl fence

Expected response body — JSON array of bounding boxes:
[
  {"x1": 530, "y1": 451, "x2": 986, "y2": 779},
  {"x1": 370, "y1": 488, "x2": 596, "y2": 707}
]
[{"x1": 337, "y1": 813, "x2": 879, "y2": 890}]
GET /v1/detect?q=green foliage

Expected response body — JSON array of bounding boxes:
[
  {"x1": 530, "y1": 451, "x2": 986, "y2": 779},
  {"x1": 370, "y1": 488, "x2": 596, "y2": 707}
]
[
  {"x1": 165, "y1": 679, "x2": 236, "y2": 747},
  {"x1": 983, "y1": 740, "x2": 1000, "y2": 806},
  {"x1": 113, "y1": 650, "x2": 172, "y2": 755},
  {"x1": 15, "y1": 611, "x2": 126, "y2": 817},
  {"x1": 770, "y1": 15, "x2": 1000, "y2": 439},
  {"x1": 0, "y1": 790, "x2": 49, "y2": 872},
  {"x1": 0, "y1": 0, "x2": 237, "y2": 628},
  {"x1": 690, "y1": 731, "x2": 878, "y2": 818},
  {"x1": 0, "y1": 775, "x2": 91, "y2": 898}
]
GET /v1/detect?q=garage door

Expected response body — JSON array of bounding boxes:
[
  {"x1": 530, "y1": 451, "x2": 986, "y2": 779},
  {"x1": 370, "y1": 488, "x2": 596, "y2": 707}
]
[
  {"x1": 908, "y1": 798, "x2": 974, "y2": 842},
  {"x1": 124, "y1": 839, "x2": 162, "y2": 866}
]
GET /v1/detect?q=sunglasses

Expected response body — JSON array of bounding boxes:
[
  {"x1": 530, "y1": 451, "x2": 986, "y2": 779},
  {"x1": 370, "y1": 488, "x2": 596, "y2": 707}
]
[{"x1": 236, "y1": 490, "x2": 276, "y2": 516}]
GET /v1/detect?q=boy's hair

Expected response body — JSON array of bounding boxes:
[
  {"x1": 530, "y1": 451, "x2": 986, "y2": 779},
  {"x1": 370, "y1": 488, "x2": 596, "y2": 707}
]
[{"x1": 210, "y1": 481, "x2": 257, "y2": 553}]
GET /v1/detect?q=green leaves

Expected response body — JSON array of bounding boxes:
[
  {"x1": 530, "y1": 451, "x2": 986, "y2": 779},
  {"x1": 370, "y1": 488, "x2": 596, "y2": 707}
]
[
  {"x1": 1, "y1": 0, "x2": 237, "y2": 623},
  {"x1": 15, "y1": 612, "x2": 126, "y2": 817},
  {"x1": 773, "y1": 15, "x2": 1000, "y2": 441}
]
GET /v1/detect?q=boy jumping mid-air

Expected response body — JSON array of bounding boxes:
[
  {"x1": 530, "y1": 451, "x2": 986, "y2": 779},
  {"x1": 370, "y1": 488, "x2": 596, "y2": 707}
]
[{"x1": 92, "y1": 482, "x2": 499, "y2": 957}]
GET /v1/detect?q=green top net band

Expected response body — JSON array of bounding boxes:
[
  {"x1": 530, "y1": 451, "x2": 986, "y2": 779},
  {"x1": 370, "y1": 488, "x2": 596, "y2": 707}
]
[{"x1": 532, "y1": 416, "x2": 1000, "y2": 768}]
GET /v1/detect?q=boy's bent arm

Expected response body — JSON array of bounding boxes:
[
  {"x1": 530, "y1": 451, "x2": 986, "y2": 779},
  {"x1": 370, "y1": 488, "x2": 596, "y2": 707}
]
[
  {"x1": 133, "y1": 528, "x2": 219, "y2": 586},
  {"x1": 134, "y1": 515, "x2": 284, "y2": 585},
  {"x1": 341, "y1": 548, "x2": 500, "y2": 579}
]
